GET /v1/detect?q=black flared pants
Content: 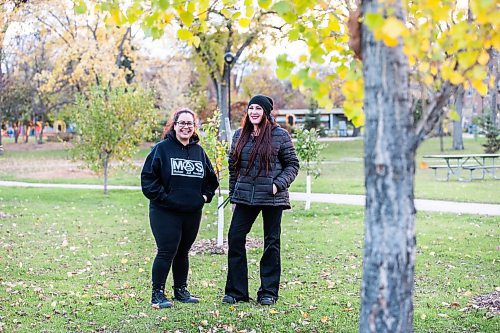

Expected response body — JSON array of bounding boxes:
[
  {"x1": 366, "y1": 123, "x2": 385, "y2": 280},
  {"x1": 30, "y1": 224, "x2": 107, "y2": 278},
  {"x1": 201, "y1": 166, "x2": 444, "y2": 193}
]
[{"x1": 225, "y1": 204, "x2": 283, "y2": 301}]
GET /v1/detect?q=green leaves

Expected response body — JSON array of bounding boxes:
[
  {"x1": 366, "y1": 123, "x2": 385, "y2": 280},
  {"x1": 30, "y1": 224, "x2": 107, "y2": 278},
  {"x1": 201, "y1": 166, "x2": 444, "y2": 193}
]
[
  {"x1": 276, "y1": 54, "x2": 296, "y2": 80},
  {"x1": 272, "y1": 1, "x2": 297, "y2": 23},
  {"x1": 180, "y1": 11, "x2": 194, "y2": 26},
  {"x1": 364, "y1": 13, "x2": 384, "y2": 30},
  {"x1": 293, "y1": 127, "x2": 324, "y2": 178},
  {"x1": 201, "y1": 110, "x2": 229, "y2": 193},
  {"x1": 272, "y1": 1, "x2": 291, "y2": 14},
  {"x1": 258, "y1": 0, "x2": 272, "y2": 9},
  {"x1": 71, "y1": 84, "x2": 158, "y2": 179},
  {"x1": 126, "y1": 3, "x2": 143, "y2": 24},
  {"x1": 73, "y1": 0, "x2": 87, "y2": 15},
  {"x1": 158, "y1": 0, "x2": 170, "y2": 10}
]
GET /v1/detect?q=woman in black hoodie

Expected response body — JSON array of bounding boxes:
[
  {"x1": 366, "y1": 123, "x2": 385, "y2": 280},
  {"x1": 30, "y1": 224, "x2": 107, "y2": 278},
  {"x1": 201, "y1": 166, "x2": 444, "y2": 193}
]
[{"x1": 141, "y1": 108, "x2": 219, "y2": 308}]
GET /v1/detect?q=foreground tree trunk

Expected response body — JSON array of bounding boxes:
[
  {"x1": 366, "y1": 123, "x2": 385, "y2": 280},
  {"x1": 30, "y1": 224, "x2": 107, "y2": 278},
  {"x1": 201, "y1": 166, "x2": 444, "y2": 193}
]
[
  {"x1": 360, "y1": 0, "x2": 416, "y2": 331},
  {"x1": 452, "y1": 86, "x2": 465, "y2": 150}
]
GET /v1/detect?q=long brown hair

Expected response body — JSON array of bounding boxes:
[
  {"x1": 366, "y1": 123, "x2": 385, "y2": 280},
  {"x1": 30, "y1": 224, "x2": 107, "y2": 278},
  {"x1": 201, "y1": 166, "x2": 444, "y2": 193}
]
[
  {"x1": 233, "y1": 110, "x2": 277, "y2": 177},
  {"x1": 162, "y1": 108, "x2": 199, "y2": 141}
]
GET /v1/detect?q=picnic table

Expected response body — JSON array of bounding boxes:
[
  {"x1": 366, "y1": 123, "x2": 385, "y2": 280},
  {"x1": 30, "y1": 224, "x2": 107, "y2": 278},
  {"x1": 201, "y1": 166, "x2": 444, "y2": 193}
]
[{"x1": 423, "y1": 153, "x2": 500, "y2": 181}]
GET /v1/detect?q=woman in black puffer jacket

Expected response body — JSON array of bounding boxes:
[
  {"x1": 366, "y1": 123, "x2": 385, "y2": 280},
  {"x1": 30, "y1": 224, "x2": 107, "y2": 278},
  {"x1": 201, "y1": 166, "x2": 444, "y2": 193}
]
[{"x1": 222, "y1": 95, "x2": 299, "y2": 306}]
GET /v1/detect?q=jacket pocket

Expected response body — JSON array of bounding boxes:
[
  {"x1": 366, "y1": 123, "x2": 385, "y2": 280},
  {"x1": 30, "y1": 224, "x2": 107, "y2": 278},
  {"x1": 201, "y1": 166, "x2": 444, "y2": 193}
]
[
  {"x1": 267, "y1": 177, "x2": 276, "y2": 195},
  {"x1": 232, "y1": 182, "x2": 240, "y2": 197}
]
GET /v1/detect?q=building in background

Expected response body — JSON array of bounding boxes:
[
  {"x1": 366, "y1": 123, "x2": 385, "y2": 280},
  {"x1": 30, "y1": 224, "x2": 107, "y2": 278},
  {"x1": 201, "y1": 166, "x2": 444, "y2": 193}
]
[{"x1": 275, "y1": 108, "x2": 360, "y2": 137}]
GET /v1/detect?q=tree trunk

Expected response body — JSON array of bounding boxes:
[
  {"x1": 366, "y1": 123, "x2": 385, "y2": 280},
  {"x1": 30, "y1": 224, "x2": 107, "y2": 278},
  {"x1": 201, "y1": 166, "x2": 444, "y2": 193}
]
[
  {"x1": 24, "y1": 125, "x2": 31, "y2": 143},
  {"x1": 490, "y1": 50, "x2": 498, "y2": 128},
  {"x1": 360, "y1": 1, "x2": 416, "y2": 332},
  {"x1": 38, "y1": 122, "x2": 45, "y2": 144},
  {"x1": 0, "y1": 111, "x2": 3, "y2": 147},
  {"x1": 37, "y1": 112, "x2": 45, "y2": 144},
  {"x1": 439, "y1": 120, "x2": 444, "y2": 152},
  {"x1": 305, "y1": 174, "x2": 311, "y2": 210},
  {"x1": 14, "y1": 124, "x2": 20, "y2": 143},
  {"x1": 217, "y1": 195, "x2": 225, "y2": 247},
  {"x1": 103, "y1": 154, "x2": 109, "y2": 195},
  {"x1": 452, "y1": 86, "x2": 464, "y2": 150}
]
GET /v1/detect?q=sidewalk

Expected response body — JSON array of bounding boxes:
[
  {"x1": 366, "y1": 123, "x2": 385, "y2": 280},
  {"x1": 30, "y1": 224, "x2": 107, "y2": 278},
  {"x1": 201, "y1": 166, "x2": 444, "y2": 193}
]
[{"x1": 1, "y1": 180, "x2": 499, "y2": 216}]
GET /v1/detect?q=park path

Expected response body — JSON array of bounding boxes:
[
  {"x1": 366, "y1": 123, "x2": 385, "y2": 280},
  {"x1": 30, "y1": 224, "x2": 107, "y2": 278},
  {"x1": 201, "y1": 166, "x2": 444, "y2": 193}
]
[{"x1": 1, "y1": 180, "x2": 499, "y2": 216}]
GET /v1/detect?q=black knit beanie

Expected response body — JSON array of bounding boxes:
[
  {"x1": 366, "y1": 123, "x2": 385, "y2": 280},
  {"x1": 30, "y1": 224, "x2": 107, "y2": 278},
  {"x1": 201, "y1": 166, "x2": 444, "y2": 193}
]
[{"x1": 248, "y1": 95, "x2": 273, "y2": 120}]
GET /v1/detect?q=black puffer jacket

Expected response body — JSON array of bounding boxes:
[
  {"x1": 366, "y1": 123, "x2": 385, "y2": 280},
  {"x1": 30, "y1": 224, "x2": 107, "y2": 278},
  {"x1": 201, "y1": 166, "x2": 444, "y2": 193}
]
[
  {"x1": 228, "y1": 126, "x2": 299, "y2": 209},
  {"x1": 141, "y1": 132, "x2": 219, "y2": 213}
]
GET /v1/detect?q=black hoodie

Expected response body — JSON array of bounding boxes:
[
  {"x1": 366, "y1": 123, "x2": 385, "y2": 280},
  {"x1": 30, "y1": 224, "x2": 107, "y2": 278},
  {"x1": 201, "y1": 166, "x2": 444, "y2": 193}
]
[{"x1": 141, "y1": 131, "x2": 219, "y2": 213}]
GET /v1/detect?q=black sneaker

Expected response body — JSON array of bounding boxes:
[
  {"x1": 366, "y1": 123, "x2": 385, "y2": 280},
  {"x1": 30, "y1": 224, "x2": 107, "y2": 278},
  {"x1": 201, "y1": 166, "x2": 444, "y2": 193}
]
[
  {"x1": 151, "y1": 289, "x2": 173, "y2": 308},
  {"x1": 258, "y1": 296, "x2": 276, "y2": 305},
  {"x1": 173, "y1": 286, "x2": 199, "y2": 303},
  {"x1": 221, "y1": 294, "x2": 237, "y2": 304}
]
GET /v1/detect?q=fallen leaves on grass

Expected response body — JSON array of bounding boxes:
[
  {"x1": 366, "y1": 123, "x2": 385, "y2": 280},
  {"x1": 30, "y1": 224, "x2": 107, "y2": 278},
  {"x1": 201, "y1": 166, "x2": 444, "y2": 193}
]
[
  {"x1": 0, "y1": 212, "x2": 14, "y2": 219},
  {"x1": 190, "y1": 238, "x2": 263, "y2": 255},
  {"x1": 471, "y1": 291, "x2": 500, "y2": 315}
]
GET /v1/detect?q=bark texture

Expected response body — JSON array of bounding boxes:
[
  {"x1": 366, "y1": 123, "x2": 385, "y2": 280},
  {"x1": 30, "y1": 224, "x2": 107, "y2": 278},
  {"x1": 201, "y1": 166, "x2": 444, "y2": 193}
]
[
  {"x1": 452, "y1": 86, "x2": 465, "y2": 150},
  {"x1": 360, "y1": 1, "x2": 416, "y2": 332}
]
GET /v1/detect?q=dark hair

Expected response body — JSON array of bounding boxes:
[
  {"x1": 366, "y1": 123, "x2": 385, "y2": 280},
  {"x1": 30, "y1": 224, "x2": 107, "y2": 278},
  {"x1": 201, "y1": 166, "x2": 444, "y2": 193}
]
[
  {"x1": 162, "y1": 108, "x2": 199, "y2": 141},
  {"x1": 233, "y1": 105, "x2": 277, "y2": 177}
]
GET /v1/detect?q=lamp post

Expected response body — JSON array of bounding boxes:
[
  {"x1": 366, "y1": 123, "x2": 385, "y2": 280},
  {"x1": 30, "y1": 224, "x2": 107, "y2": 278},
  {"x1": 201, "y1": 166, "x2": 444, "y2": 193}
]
[{"x1": 224, "y1": 52, "x2": 235, "y2": 122}]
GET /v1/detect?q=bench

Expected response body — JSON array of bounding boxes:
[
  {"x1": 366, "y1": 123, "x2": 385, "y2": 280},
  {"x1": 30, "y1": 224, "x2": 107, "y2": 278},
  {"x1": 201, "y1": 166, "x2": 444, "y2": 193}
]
[
  {"x1": 462, "y1": 165, "x2": 500, "y2": 181},
  {"x1": 428, "y1": 164, "x2": 477, "y2": 181},
  {"x1": 423, "y1": 154, "x2": 500, "y2": 181}
]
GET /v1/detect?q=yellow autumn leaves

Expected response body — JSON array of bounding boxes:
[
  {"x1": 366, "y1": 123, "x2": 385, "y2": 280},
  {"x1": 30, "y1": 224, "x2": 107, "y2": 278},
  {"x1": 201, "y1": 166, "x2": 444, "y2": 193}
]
[
  {"x1": 365, "y1": 14, "x2": 409, "y2": 48},
  {"x1": 364, "y1": 0, "x2": 498, "y2": 98}
]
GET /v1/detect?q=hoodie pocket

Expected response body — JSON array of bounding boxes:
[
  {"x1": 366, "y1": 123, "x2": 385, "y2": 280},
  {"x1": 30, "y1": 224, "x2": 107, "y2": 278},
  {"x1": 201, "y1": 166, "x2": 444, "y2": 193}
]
[{"x1": 163, "y1": 187, "x2": 205, "y2": 212}]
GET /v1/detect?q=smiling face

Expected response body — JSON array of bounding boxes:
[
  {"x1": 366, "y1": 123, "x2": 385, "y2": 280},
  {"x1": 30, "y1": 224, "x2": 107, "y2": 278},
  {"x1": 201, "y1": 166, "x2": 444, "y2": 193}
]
[
  {"x1": 174, "y1": 112, "x2": 195, "y2": 143},
  {"x1": 247, "y1": 104, "x2": 265, "y2": 127}
]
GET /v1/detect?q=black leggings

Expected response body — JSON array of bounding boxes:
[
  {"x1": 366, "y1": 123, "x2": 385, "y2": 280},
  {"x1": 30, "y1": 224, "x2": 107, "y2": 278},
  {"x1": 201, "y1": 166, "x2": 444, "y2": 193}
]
[{"x1": 149, "y1": 204, "x2": 202, "y2": 290}]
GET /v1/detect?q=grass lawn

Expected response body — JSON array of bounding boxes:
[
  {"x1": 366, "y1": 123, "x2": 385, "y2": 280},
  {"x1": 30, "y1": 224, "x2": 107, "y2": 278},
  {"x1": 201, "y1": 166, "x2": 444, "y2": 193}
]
[
  {"x1": 1, "y1": 136, "x2": 499, "y2": 203},
  {"x1": 0, "y1": 188, "x2": 498, "y2": 332}
]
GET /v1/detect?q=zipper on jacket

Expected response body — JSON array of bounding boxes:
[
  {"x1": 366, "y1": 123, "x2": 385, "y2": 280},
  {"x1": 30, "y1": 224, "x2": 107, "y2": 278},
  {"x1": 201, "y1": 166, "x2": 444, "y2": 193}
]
[{"x1": 250, "y1": 184, "x2": 255, "y2": 204}]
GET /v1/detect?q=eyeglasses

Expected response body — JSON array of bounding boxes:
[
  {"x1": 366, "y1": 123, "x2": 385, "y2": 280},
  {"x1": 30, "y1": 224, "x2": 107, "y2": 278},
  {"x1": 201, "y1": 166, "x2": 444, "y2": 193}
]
[{"x1": 175, "y1": 121, "x2": 195, "y2": 128}]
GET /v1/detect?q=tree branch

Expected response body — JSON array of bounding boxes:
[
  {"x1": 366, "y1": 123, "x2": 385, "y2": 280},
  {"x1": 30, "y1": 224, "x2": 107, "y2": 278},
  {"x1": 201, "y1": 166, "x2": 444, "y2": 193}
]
[
  {"x1": 233, "y1": 33, "x2": 256, "y2": 64},
  {"x1": 47, "y1": 10, "x2": 74, "y2": 40},
  {"x1": 413, "y1": 81, "x2": 457, "y2": 148},
  {"x1": 116, "y1": 27, "x2": 131, "y2": 68},
  {"x1": 36, "y1": 17, "x2": 71, "y2": 46},
  {"x1": 193, "y1": 34, "x2": 222, "y2": 83}
]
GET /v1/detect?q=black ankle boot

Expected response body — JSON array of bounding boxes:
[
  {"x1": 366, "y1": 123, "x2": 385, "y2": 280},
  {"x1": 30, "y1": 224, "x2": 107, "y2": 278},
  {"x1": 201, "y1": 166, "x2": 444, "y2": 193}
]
[
  {"x1": 151, "y1": 289, "x2": 173, "y2": 308},
  {"x1": 173, "y1": 285, "x2": 199, "y2": 303}
]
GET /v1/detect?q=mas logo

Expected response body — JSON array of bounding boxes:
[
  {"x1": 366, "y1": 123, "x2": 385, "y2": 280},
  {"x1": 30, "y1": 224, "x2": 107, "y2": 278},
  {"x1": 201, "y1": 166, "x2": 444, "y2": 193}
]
[{"x1": 170, "y1": 158, "x2": 204, "y2": 178}]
